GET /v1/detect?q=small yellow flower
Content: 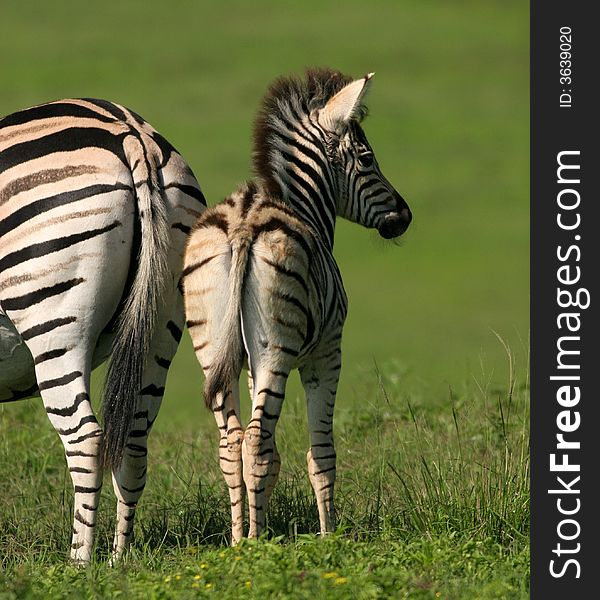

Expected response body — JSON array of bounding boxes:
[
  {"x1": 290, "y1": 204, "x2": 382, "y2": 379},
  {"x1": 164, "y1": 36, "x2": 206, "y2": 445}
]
[
  {"x1": 200, "y1": 563, "x2": 208, "y2": 569},
  {"x1": 193, "y1": 574, "x2": 202, "y2": 581},
  {"x1": 191, "y1": 582, "x2": 200, "y2": 589},
  {"x1": 435, "y1": 594, "x2": 441, "y2": 598},
  {"x1": 175, "y1": 574, "x2": 182, "y2": 581},
  {"x1": 205, "y1": 582, "x2": 214, "y2": 589},
  {"x1": 322, "y1": 572, "x2": 338, "y2": 579},
  {"x1": 164, "y1": 576, "x2": 171, "y2": 583},
  {"x1": 245, "y1": 580, "x2": 252, "y2": 588},
  {"x1": 235, "y1": 555, "x2": 241, "y2": 561},
  {"x1": 219, "y1": 551, "x2": 226, "y2": 558}
]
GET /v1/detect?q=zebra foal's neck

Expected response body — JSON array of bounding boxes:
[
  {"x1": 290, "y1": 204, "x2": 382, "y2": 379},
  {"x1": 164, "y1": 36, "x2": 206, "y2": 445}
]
[{"x1": 253, "y1": 70, "x2": 351, "y2": 248}]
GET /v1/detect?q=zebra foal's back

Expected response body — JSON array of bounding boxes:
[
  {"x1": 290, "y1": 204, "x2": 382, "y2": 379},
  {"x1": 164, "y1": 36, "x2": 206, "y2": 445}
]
[
  {"x1": 0, "y1": 98, "x2": 205, "y2": 562},
  {"x1": 184, "y1": 181, "x2": 339, "y2": 388}
]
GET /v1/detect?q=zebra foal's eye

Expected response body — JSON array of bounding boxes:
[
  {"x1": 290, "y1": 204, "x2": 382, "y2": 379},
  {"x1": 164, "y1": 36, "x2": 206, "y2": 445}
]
[{"x1": 357, "y1": 152, "x2": 373, "y2": 168}]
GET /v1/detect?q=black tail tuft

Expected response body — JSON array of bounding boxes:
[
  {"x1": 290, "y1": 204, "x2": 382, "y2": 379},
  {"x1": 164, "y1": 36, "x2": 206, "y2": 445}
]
[
  {"x1": 102, "y1": 329, "x2": 147, "y2": 469},
  {"x1": 101, "y1": 137, "x2": 170, "y2": 472}
]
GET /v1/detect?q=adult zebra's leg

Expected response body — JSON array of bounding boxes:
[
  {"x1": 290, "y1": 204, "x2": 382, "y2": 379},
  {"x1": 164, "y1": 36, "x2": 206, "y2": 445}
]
[
  {"x1": 242, "y1": 367, "x2": 288, "y2": 538},
  {"x1": 300, "y1": 361, "x2": 340, "y2": 535},
  {"x1": 13, "y1": 261, "x2": 129, "y2": 563},
  {"x1": 31, "y1": 349, "x2": 101, "y2": 563},
  {"x1": 211, "y1": 379, "x2": 245, "y2": 545},
  {"x1": 110, "y1": 307, "x2": 184, "y2": 560}
]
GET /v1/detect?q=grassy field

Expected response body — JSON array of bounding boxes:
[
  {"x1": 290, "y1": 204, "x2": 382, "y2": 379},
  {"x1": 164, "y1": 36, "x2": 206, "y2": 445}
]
[
  {"x1": 1, "y1": 368, "x2": 529, "y2": 598},
  {"x1": 0, "y1": 1, "x2": 529, "y2": 598}
]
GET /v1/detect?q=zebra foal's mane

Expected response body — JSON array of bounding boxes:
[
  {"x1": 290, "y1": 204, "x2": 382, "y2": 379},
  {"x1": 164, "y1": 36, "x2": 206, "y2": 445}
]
[{"x1": 252, "y1": 67, "x2": 369, "y2": 199}]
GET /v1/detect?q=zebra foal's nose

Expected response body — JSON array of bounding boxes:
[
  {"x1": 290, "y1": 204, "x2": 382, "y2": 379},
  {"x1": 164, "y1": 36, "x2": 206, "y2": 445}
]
[
  {"x1": 399, "y1": 206, "x2": 412, "y2": 231},
  {"x1": 378, "y1": 202, "x2": 412, "y2": 239}
]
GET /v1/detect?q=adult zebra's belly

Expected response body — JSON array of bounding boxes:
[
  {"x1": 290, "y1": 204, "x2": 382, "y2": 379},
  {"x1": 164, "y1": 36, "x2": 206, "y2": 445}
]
[
  {"x1": 0, "y1": 314, "x2": 38, "y2": 402},
  {"x1": 0, "y1": 315, "x2": 116, "y2": 402}
]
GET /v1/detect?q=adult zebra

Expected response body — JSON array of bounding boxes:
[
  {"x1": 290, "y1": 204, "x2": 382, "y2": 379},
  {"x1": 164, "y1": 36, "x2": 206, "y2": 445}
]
[
  {"x1": 182, "y1": 68, "x2": 411, "y2": 542},
  {"x1": 0, "y1": 98, "x2": 205, "y2": 562}
]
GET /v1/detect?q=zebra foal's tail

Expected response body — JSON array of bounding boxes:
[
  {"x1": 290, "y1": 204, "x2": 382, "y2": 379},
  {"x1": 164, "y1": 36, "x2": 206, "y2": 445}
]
[
  {"x1": 102, "y1": 135, "x2": 171, "y2": 470},
  {"x1": 203, "y1": 229, "x2": 253, "y2": 409}
]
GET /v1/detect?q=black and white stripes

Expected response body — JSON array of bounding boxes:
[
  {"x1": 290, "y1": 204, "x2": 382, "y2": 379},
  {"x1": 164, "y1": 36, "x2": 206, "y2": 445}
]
[
  {"x1": 0, "y1": 98, "x2": 205, "y2": 562},
  {"x1": 183, "y1": 68, "x2": 411, "y2": 542}
]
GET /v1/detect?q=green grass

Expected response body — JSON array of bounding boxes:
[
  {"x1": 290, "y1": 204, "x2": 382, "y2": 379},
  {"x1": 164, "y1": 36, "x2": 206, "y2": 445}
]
[
  {"x1": 0, "y1": 0, "x2": 528, "y2": 597},
  {"x1": 1, "y1": 359, "x2": 529, "y2": 598},
  {"x1": 3, "y1": 537, "x2": 528, "y2": 599}
]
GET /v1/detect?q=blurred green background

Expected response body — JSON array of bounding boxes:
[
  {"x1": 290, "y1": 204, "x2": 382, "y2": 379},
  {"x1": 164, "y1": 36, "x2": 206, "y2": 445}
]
[{"x1": 0, "y1": 0, "x2": 529, "y2": 432}]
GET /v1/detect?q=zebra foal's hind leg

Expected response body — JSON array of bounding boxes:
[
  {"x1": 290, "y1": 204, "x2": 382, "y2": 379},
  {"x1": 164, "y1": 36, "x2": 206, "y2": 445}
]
[
  {"x1": 183, "y1": 227, "x2": 248, "y2": 544},
  {"x1": 210, "y1": 380, "x2": 245, "y2": 545},
  {"x1": 241, "y1": 366, "x2": 289, "y2": 538},
  {"x1": 246, "y1": 369, "x2": 281, "y2": 514}
]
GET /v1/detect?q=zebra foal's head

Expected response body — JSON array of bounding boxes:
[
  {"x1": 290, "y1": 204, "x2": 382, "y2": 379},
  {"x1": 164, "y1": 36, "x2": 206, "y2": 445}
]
[
  {"x1": 317, "y1": 71, "x2": 412, "y2": 239},
  {"x1": 254, "y1": 68, "x2": 412, "y2": 244}
]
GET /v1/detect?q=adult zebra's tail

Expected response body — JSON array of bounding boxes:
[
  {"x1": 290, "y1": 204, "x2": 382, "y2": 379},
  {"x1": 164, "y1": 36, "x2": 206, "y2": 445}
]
[
  {"x1": 102, "y1": 136, "x2": 171, "y2": 470},
  {"x1": 203, "y1": 230, "x2": 253, "y2": 409}
]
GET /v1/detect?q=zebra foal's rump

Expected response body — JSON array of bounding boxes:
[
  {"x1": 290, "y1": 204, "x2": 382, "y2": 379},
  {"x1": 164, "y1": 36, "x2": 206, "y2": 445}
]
[
  {"x1": 0, "y1": 98, "x2": 205, "y2": 562},
  {"x1": 183, "y1": 68, "x2": 412, "y2": 544}
]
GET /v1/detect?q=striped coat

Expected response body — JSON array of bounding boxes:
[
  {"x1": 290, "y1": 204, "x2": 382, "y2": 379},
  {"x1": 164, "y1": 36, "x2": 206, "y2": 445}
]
[
  {"x1": 0, "y1": 98, "x2": 205, "y2": 562},
  {"x1": 183, "y1": 69, "x2": 411, "y2": 543}
]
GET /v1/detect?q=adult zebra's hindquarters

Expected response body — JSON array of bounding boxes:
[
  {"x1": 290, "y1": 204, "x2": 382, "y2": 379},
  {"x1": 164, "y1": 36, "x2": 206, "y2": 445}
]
[
  {"x1": 183, "y1": 68, "x2": 412, "y2": 542},
  {"x1": 0, "y1": 99, "x2": 206, "y2": 562}
]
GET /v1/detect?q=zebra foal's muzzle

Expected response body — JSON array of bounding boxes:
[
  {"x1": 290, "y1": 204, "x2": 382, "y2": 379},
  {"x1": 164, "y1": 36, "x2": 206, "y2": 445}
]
[{"x1": 377, "y1": 192, "x2": 412, "y2": 239}]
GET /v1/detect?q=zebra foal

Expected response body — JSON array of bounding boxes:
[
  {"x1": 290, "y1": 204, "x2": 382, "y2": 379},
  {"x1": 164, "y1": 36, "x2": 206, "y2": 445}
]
[
  {"x1": 183, "y1": 68, "x2": 412, "y2": 542},
  {"x1": 0, "y1": 98, "x2": 205, "y2": 562}
]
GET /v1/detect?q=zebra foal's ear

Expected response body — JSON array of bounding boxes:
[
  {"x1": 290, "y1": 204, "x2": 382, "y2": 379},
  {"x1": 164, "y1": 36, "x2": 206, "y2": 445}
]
[{"x1": 319, "y1": 72, "x2": 374, "y2": 131}]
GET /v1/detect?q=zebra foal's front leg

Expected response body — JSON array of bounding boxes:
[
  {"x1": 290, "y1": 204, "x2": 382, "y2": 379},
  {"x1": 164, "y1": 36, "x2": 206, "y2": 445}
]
[{"x1": 300, "y1": 362, "x2": 340, "y2": 534}]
